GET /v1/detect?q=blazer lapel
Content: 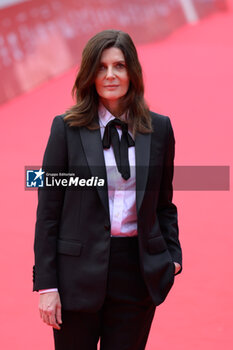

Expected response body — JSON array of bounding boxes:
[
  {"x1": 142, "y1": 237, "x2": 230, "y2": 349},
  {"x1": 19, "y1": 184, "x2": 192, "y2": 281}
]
[
  {"x1": 135, "y1": 132, "x2": 151, "y2": 213},
  {"x1": 79, "y1": 127, "x2": 109, "y2": 217}
]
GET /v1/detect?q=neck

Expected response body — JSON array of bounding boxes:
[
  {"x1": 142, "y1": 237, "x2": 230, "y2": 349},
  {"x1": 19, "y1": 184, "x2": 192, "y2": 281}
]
[{"x1": 100, "y1": 99, "x2": 123, "y2": 118}]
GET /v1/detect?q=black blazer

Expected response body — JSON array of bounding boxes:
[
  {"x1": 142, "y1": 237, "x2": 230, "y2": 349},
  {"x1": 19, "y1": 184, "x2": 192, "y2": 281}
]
[{"x1": 33, "y1": 111, "x2": 182, "y2": 311}]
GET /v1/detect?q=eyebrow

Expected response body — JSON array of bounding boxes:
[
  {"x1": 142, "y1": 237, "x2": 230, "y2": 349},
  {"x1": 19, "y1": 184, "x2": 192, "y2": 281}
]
[{"x1": 100, "y1": 60, "x2": 126, "y2": 64}]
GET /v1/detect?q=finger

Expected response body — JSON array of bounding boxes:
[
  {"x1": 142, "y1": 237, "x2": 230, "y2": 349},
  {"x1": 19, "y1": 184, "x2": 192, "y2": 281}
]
[
  {"x1": 49, "y1": 313, "x2": 61, "y2": 330},
  {"x1": 52, "y1": 323, "x2": 61, "y2": 330},
  {"x1": 42, "y1": 313, "x2": 50, "y2": 326},
  {"x1": 56, "y1": 305, "x2": 62, "y2": 325}
]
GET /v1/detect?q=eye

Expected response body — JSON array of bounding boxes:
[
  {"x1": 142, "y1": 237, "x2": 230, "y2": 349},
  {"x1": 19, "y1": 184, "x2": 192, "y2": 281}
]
[
  {"x1": 116, "y1": 63, "x2": 126, "y2": 69},
  {"x1": 98, "y1": 64, "x2": 106, "y2": 71}
]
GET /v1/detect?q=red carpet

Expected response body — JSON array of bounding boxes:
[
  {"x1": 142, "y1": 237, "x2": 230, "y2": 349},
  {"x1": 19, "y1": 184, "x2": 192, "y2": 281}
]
[{"x1": 0, "y1": 6, "x2": 232, "y2": 349}]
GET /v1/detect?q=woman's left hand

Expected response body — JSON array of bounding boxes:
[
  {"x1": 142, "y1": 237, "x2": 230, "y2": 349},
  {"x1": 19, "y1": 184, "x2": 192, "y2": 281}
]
[{"x1": 174, "y1": 262, "x2": 181, "y2": 274}]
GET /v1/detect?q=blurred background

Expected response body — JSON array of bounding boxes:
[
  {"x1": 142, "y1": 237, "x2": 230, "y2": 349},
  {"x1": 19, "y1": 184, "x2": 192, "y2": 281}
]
[{"x1": 0, "y1": 0, "x2": 232, "y2": 349}]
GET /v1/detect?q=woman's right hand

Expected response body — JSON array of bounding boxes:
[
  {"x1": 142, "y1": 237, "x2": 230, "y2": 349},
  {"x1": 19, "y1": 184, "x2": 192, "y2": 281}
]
[{"x1": 39, "y1": 291, "x2": 62, "y2": 330}]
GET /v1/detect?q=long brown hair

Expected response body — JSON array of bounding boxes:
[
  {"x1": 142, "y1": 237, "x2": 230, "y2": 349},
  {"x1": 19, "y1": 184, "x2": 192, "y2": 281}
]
[{"x1": 64, "y1": 29, "x2": 152, "y2": 135}]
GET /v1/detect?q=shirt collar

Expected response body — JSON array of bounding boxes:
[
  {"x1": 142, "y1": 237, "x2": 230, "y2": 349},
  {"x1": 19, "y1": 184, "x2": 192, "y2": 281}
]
[{"x1": 98, "y1": 103, "x2": 126, "y2": 128}]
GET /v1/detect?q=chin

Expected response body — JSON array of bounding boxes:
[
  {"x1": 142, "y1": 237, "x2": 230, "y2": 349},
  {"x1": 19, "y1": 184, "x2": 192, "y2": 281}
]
[{"x1": 102, "y1": 94, "x2": 122, "y2": 101}]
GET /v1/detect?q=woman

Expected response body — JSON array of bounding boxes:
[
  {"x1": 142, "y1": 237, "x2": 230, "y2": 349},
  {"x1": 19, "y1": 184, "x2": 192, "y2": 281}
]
[{"x1": 33, "y1": 29, "x2": 182, "y2": 350}]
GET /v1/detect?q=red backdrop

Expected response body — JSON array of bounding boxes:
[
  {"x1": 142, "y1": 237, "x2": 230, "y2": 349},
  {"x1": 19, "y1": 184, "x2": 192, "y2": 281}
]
[{"x1": 0, "y1": 0, "x2": 228, "y2": 104}]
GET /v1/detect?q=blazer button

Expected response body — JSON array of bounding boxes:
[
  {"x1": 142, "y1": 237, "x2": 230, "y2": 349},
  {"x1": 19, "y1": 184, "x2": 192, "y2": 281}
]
[{"x1": 104, "y1": 223, "x2": 111, "y2": 231}]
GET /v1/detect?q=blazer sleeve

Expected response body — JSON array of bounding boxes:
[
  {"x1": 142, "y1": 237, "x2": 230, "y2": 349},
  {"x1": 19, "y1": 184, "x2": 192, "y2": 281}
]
[
  {"x1": 33, "y1": 115, "x2": 68, "y2": 291},
  {"x1": 157, "y1": 117, "x2": 182, "y2": 275}
]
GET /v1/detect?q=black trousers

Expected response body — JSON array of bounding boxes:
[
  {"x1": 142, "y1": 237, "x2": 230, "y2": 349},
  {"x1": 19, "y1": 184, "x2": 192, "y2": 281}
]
[{"x1": 53, "y1": 236, "x2": 156, "y2": 350}]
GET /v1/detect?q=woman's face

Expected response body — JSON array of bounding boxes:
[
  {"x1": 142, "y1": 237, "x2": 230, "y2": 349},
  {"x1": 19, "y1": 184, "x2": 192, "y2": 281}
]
[{"x1": 95, "y1": 47, "x2": 130, "y2": 109}]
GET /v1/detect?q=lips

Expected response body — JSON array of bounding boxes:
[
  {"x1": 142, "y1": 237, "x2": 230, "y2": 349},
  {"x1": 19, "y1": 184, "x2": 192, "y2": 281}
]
[{"x1": 104, "y1": 85, "x2": 119, "y2": 88}]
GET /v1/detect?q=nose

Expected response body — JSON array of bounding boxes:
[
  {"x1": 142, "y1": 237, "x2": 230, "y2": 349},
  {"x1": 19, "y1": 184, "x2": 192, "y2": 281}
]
[{"x1": 106, "y1": 66, "x2": 115, "y2": 79}]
